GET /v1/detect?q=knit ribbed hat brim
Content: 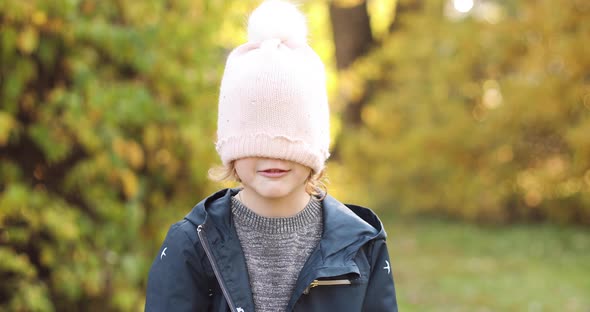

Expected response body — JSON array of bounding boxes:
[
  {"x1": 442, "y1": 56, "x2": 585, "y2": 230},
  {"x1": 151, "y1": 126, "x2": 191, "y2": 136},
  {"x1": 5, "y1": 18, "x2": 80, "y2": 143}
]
[{"x1": 216, "y1": 134, "x2": 329, "y2": 174}]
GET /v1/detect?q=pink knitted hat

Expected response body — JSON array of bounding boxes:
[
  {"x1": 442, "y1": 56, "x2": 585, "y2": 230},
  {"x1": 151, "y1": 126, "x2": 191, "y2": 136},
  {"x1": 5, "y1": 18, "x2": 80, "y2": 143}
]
[{"x1": 216, "y1": 0, "x2": 330, "y2": 173}]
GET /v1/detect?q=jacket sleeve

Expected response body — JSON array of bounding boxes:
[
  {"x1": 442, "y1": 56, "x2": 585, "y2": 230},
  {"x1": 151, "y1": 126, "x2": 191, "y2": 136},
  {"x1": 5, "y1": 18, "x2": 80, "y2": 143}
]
[
  {"x1": 362, "y1": 238, "x2": 398, "y2": 312},
  {"x1": 145, "y1": 221, "x2": 210, "y2": 312}
]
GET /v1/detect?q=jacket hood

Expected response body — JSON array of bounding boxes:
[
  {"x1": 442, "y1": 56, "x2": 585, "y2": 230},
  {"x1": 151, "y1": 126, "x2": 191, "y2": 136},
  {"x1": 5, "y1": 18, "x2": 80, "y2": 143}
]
[{"x1": 185, "y1": 188, "x2": 386, "y2": 256}]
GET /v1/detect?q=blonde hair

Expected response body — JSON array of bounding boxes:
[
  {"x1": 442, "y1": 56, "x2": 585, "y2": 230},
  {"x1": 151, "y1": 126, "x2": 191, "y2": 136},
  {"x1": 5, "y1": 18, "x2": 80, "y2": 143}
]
[{"x1": 208, "y1": 162, "x2": 327, "y2": 199}]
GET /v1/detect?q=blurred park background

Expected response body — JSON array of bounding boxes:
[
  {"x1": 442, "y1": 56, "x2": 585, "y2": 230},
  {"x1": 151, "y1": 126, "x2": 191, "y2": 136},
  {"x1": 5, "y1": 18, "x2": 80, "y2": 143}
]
[{"x1": 1, "y1": 0, "x2": 589, "y2": 311}]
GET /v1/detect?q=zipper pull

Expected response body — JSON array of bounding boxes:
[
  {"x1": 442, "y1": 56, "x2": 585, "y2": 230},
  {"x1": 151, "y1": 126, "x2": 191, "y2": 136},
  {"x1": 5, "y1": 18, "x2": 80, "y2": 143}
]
[
  {"x1": 303, "y1": 279, "x2": 352, "y2": 295},
  {"x1": 303, "y1": 280, "x2": 319, "y2": 295}
]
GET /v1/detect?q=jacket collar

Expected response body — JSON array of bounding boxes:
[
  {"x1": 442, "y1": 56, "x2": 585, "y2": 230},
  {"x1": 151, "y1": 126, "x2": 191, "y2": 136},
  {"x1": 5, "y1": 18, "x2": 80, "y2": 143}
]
[
  {"x1": 184, "y1": 188, "x2": 387, "y2": 310},
  {"x1": 186, "y1": 188, "x2": 236, "y2": 238},
  {"x1": 185, "y1": 188, "x2": 385, "y2": 251}
]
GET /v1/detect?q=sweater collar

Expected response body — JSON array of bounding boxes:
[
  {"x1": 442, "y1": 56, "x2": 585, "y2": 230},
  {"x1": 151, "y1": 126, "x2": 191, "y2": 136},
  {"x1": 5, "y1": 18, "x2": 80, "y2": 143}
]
[
  {"x1": 185, "y1": 188, "x2": 385, "y2": 254},
  {"x1": 231, "y1": 196, "x2": 322, "y2": 234}
]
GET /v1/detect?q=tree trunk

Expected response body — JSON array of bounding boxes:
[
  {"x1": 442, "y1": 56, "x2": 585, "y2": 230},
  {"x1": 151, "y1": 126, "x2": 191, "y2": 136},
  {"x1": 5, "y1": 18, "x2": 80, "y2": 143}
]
[
  {"x1": 329, "y1": 1, "x2": 374, "y2": 71},
  {"x1": 329, "y1": 1, "x2": 374, "y2": 128}
]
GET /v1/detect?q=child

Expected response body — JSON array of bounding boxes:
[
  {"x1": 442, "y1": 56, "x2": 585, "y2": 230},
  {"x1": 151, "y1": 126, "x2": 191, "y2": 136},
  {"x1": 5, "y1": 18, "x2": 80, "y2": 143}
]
[{"x1": 145, "y1": 1, "x2": 398, "y2": 311}]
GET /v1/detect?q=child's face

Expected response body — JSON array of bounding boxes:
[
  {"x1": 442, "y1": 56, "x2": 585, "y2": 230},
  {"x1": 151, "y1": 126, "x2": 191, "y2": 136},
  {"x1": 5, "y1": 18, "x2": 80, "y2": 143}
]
[{"x1": 234, "y1": 157, "x2": 311, "y2": 200}]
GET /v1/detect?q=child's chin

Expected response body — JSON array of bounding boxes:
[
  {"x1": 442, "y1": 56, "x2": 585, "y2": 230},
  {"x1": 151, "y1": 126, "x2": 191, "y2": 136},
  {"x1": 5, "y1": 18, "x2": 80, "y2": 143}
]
[
  {"x1": 260, "y1": 189, "x2": 289, "y2": 199},
  {"x1": 256, "y1": 186, "x2": 292, "y2": 199}
]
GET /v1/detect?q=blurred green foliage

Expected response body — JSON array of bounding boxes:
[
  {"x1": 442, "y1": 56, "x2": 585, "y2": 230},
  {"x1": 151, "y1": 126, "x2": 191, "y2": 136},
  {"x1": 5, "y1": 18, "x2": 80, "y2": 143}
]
[
  {"x1": 337, "y1": 0, "x2": 590, "y2": 224},
  {"x1": 0, "y1": 0, "x2": 241, "y2": 310}
]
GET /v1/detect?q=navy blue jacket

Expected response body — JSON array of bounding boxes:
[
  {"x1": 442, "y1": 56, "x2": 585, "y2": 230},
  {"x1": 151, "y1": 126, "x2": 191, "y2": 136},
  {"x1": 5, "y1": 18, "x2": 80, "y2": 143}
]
[{"x1": 145, "y1": 188, "x2": 398, "y2": 311}]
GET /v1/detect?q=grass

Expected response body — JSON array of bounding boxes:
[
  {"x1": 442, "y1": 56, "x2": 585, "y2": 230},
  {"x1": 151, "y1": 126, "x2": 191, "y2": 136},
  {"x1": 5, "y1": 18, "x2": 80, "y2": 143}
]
[{"x1": 381, "y1": 213, "x2": 590, "y2": 312}]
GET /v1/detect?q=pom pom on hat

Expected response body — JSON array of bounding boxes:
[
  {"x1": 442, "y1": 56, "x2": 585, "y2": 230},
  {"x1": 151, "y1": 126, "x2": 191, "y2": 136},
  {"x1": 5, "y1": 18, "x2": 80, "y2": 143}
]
[{"x1": 247, "y1": 0, "x2": 308, "y2": 44}]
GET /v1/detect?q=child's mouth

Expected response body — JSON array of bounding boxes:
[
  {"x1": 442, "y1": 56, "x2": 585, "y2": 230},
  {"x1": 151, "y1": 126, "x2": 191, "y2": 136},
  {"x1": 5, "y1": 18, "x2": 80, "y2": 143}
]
[{"x1": 258, "y1": 168, "x2": 290, "y2": 177}]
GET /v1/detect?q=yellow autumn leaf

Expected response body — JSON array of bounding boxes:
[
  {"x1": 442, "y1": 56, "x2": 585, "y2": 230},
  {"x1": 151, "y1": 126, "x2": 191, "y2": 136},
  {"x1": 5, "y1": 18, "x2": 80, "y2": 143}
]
[
  {"x1": 112, "y1": 137, "x2": 127, "y2": 159},
  {"x1": 32, "y1": 11, "x2": 48, "y2": 26},
  {"x1": 112, "y1": 138, "x2": 145, "y2": 169},
  {"x1": 120, "y1": 169, "x2": 139, "y2": 199},
  {"x1": 126, "y1": 140, "x2": 145, "y2": 169},
  {"x1": 0, "y1": 112, "x2": 18, "y2": 146},
  {"x1": 17, "y1": 26, "x2": 39, "y2": 54},
  {"x1": 142, "y1": 125, "x2": 160, "y2": 150}
]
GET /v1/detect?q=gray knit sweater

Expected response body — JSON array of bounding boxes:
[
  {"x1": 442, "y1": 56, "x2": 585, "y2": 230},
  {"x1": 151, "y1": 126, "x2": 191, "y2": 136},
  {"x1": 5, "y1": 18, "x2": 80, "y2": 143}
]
[{"x1": 231, "y1": 196, "x2": 323, "y2": 312}]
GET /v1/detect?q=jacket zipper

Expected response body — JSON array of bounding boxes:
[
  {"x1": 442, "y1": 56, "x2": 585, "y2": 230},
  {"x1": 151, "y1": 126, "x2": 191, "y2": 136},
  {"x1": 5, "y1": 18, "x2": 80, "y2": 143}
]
[
  {"x1": 303, "y1": 279, "x2": 352, "y2": 295},
  {"x1": 197, "y1": 225, "x2": 238, "y2": 312}
]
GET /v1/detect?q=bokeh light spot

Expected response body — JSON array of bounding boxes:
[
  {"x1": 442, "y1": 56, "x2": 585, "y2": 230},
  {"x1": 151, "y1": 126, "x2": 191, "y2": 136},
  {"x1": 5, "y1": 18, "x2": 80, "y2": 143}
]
[{"x1": 453, "y1": 0, "x2": 474, "y2": 13}]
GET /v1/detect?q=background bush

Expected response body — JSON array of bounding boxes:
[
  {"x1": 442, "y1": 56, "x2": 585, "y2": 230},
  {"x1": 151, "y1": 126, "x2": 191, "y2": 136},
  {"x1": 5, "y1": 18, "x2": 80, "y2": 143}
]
[
  {"x1": 337, "y1": 0, "x2": 590, "y2": 224},
  {"x1": 0, "y1": 1, "x2": 239, "y2": 310}
]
